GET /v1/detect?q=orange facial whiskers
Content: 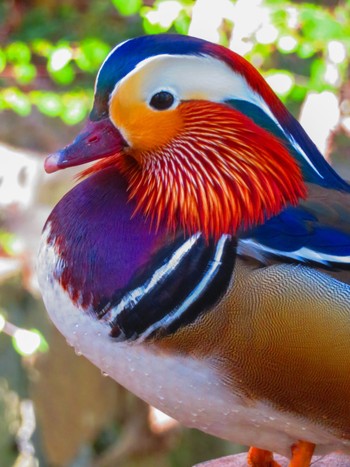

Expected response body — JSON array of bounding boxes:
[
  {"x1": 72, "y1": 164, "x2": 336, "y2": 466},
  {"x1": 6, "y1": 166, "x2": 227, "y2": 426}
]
[
  {"x1": 120, "y1": 101, "x2": 306, "y2": 239},
  {"x1": 86, "y1": 101, "x2": 307, "y2": 239}
]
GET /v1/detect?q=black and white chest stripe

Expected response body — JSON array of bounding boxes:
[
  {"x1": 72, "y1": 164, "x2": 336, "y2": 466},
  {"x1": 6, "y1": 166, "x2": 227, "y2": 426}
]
[{"x1": 97, "y1": 234, "x2": 236, "y2": 342}]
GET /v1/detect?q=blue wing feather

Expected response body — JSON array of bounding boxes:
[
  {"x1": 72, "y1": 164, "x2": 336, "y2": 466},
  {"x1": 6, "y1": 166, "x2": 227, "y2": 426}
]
[
  {"x1": 244, "y1": 205, "x2": 350, "y2": 261},
  {"x1": 227, "y1": 100, "x2": 350, "y2": 265}
]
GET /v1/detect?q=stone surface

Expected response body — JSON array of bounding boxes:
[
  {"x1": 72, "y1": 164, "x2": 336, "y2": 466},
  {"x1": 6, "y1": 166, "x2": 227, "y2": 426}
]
[{"x1": 194, "y1": 452, "x2": 350, "y2": 466}]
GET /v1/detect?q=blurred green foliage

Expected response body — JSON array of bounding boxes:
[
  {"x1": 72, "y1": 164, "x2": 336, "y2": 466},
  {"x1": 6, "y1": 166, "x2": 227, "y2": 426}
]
[{"x1": 1, "y1": 0, "x2": 348, "y2": 125}]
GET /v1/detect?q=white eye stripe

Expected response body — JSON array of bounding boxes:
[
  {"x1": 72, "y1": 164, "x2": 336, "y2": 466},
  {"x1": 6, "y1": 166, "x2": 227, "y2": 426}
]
[
  {"x1": 118, "y1": 54, "x2": 254, "y2": 102},
  {"x1": 107, "y1": 51, "x2": 324, "y2": 179}
]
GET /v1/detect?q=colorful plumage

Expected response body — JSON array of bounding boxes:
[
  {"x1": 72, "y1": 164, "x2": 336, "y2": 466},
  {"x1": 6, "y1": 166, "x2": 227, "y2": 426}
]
[{"x1": 38, "y1": 34, "x2": 350, "y2": 466}]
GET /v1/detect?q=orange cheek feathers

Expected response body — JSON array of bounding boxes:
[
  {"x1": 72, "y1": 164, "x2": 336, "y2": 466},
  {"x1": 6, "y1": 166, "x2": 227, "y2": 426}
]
[
  {"x1": 86, "y1": 100, "x2": 306, "y2": 239},
  {"x1": 109, "y1": 90, "x2": 184, "y2": 154},
  {"x1": 119, "y1": 101, "x2": 307, "y2": 239}
]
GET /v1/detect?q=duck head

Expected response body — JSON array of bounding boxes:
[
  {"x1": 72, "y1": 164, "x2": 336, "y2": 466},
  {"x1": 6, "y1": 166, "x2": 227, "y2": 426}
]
[{"x1": 45, "y1": 34, "x2": 311, "y2": 240}]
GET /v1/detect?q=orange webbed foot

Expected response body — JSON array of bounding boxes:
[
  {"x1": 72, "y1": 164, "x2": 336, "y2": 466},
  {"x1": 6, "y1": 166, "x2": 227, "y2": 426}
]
[
  {"x1": 288, "y1": 440, "x2": 315, "y2": 467},
  {"x1": 248, "y1": 446, "x2": 281, "y2": 467}
]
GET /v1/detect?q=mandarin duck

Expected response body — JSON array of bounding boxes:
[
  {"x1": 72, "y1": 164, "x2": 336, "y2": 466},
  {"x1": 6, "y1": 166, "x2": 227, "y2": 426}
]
[{"x1": 37, "y1": 34, "x2": 350, "y2": 467}]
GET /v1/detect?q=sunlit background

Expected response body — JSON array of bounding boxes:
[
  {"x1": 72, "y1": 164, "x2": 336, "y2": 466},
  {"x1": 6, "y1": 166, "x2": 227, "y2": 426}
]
[{"x1": 0, "y1": 1, "x2": 350, "y2": 466}]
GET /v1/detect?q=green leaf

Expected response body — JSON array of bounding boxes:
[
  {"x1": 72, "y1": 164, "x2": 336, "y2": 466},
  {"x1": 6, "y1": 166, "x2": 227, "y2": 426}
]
[
  {"x1": 6, "y1": 42, "x2": 31, "y2": 64},
  {"x1": 174, "y1": 11, "x2": 190, "y2": 34},
  {"x1": 13, "y1": 63, "x2": 37, "y2": 85},
  {"x1": 61, "y1": 96, "x2": 88, "y2": 125},
  {"x1": 141, "y1": 2, "x2": 183, "y2": 32},
  {"x1": 141, "y1": 6, "x2": 170, "y2": 35},
  {"x1": 31, "y1": 39, "x2": 53, "y2": 57},
  {"x1": 0, "y1": 95, "x2": 6, "y2": 111},
  {"x1": 112, "y1": 0, "x2": 142, "y2": 16},
  {"x1": 49, "y1": 64, "x2": 75, "y2": 85},
  {"x1": 296, "y1": 42, "x2": 316, "y2": 59},
  {"x1": 0, "y1": 231, "x2": 17, "y2": 256},
  {"x1": 31, "y1": 91, "x2": 63, "y2": 117},
  {"x1": 290, "y1": 84, "x2": 307, "y2": 102},
  {"x1": 2, "y1": 88, "x2": 31, "y2": 116},
  {"x1": 142, "y1": 18, "x2": 167, "y2": 34},
  {"x1": 0, "y1": 49, "x2": 6, "y2": 73},
  {"x1": 309, "y1": 59, "x2": 328, "y2": 92},
  {"x1": 300, "y1": 7, "x2": 345, "y2": 41},
  {"x1": 48, "y1": 45, "x2": 73, "y2": 72},
  {"x1": 76, "y1": 39, "x2": 109, "y2": 72}
]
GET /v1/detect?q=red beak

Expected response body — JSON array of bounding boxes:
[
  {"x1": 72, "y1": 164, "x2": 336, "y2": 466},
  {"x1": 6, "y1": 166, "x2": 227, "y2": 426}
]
[{"x1": 44, "y1": 118, "x2": 126, "y2": 173}]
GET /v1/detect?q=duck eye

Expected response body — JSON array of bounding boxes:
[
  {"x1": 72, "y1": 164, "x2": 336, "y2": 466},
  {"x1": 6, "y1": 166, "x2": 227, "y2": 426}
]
[{"x1": 149, "y1": 91, "x2": 175, "y2": 110}]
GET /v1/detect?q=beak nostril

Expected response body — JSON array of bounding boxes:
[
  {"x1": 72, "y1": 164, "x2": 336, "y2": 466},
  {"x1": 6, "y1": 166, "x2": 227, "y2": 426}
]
[{"x1": 87, "y1": 136, "x2": 99, "y2": 144}]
